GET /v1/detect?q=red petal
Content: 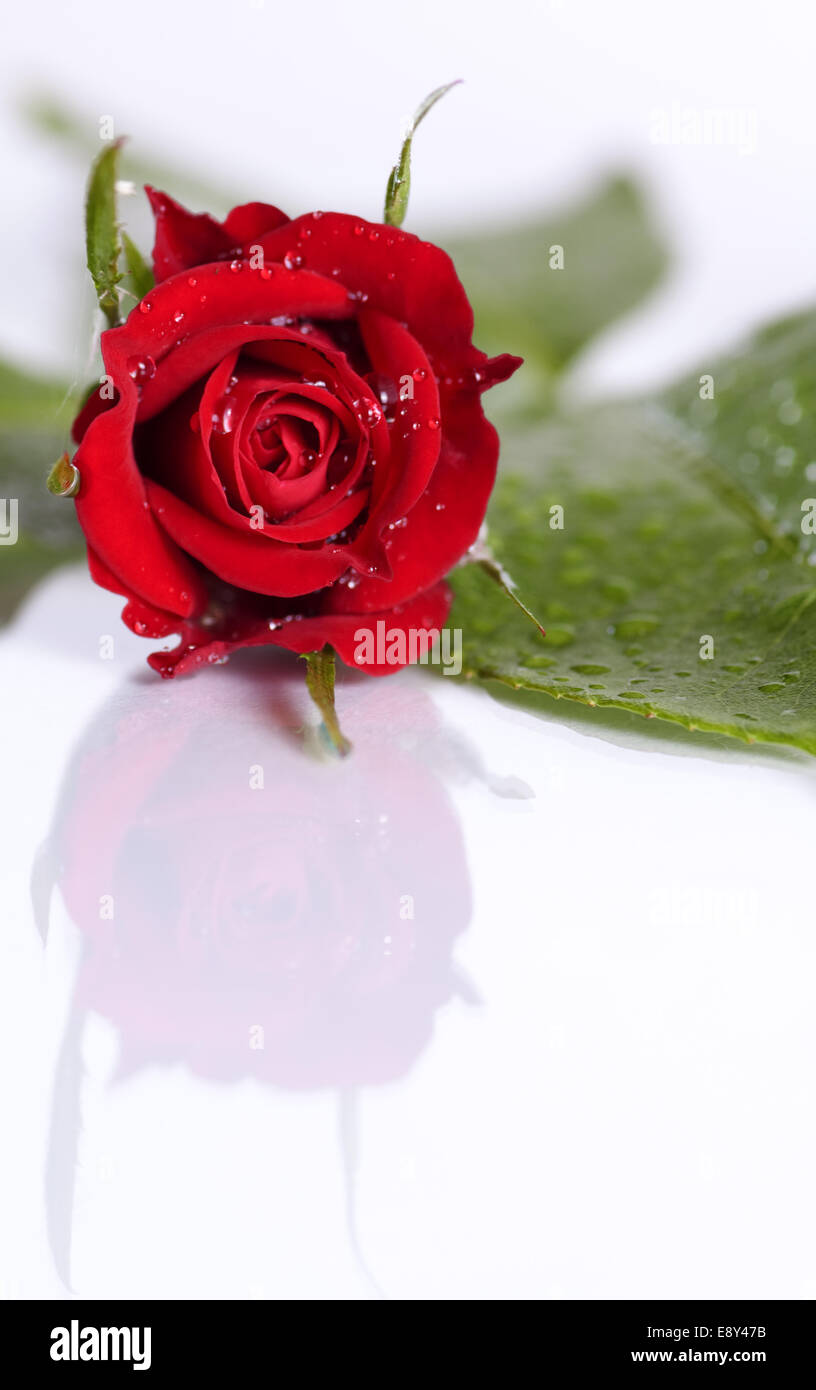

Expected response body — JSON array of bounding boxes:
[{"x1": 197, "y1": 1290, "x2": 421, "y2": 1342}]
[
  {"x1": 112, "y1": 267, "x2": 354, "y2": 423},
  {"x1": 222, "y1": 202, "x2": 290, "y2": 243},
  {"x1": 74, "y1": 373, "x2": 209, "y2": 618},
  {"x1": 148, "y1": 580, "x2": 452, "y2": 678},
  {"x1": 247, "y1": 212, "x2": 477, "y2": 371},
  {"x1": 146, "y1": 186, "x2": 234, "y2": 281},
  {"x1": 356, "y1": 307, "x2": 441, "y2": 528},
  {"x1": 144, "y1": 479, "x2": 353, "y2": 596},
  {"x1": 325, "y1": 391, "x2": 498, "y2": 614}
]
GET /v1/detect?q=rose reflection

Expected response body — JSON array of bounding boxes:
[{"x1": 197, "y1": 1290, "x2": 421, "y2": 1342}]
[{"x1": 37, "y1": 659, "x2": 476, "y2": 1290}]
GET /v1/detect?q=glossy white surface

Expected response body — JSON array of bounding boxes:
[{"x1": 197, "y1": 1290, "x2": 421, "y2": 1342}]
[{"x1": 1, "y1": 573, "x2": 815, "y2": 1299}]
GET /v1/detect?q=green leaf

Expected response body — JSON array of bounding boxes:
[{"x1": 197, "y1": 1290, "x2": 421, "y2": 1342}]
[
  {"x1": 0, "y1": 360, "x2": 70, "y2": 429},
  {"x1": 449, "y1": 310, "x2": 816, "y2": 758},
  {"x1": 85, "y1": 139, "x2": 123, "y2": 328},
  {"x1": 0, "y1": 428, "x2": 83, "y2": 622},
  {"x1": 442, "y1": 176, "x2": 668, "y2": 418},
  {"x1": 384, "y1": 81, "x2": 462, "y2": 228},
  {"x1": 301, "y1": 646, "x2": 351, "y2": 756},
  {"x1": 122, "y1": 232, "x2": 155, "y2": 302}
]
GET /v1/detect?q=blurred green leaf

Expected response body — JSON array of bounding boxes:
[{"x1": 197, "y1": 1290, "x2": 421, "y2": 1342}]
[
  {"x1": 450, "y1": 309, "x2": 816, "y2": 758},
  {"x1": 0, "y1": 360, "x2": 70, "y2": 429},
  {"x1": 0, "y1": 427, "x2": 83, "y2": 622},
  {"x1": 443, "y1": 176, "x2": 668, "y2": 417}
]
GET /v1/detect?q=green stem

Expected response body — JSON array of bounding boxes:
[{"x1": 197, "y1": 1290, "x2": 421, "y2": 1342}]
[{"x1": 302, "y1": 646, "x2": 351, "y2": 756}]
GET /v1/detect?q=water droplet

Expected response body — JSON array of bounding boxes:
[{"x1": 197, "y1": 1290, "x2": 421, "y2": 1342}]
[
  {"x1": 211, "y1": 399, "x2": 238, "y2": 434},
  {"x1": 353, "y1": 224, "x2": 365, "y2": 236},
  {"x1": 312, "y1": 210, "x2": 324, "y2": 220},
  {"x1": 412, "y1": 368, "x2": 427, "y2": 382},
  {"x1": 571, "y1": 663, "x2": 610, "y2": 676},
  {"x1": 229, "y1": 259, "x2": 243, "y2": 273},
  {"x1": 283, "y1": 250, "x2": 304, "y2": 269},
  {"x1": 173, "y1": 310, "x2": 184, "y2": 324},
  {"x1": 139, "y1": 298, "x2": 152, "y2": 314},
  {"x1": 427, "y1": 417, "x2": 440, "y2": 431},
  {"x1": 353, "y1": 397, "x2": 383, "y2": 428},
  {"x1": 260, "y1": 266, "x2": 273, "y2": 280},
  {"x1": 126, "y1": 354, "x2": 157, "y2": 384},
  {"x1": 187, "y1": 276, "x2": 198, "y2": 287},
  {"x1": 521, "y1": 654, "x2": 556, "y2": 669},
  {"x1": 543, "y1": 626, "x2": 575, "y2": 648}
]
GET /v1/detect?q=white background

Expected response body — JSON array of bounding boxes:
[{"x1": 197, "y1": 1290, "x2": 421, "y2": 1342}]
[{"x1": 1, "y1": 0, "x2": 815, "y2": 1300}]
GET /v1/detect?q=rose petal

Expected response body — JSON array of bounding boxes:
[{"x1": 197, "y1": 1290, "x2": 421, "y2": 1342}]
[
  {"x1": 146, "y1": 186, "x2": 234, "y2": 281},
  {"x1": 222, "y1": 201, "x2": 289, "y2": 244},
  {"x1": 147, "y1": 580, "x2": 452, "y2": 678},
  {"x1": 144, "y1": 479, "x2": 354, "y2": 596},
  {"x1": 147, "y1": 188, "x2": 291, "y2": 282},
  {"x1": 356, "y1": 307, "x2": 441, "y2": 528},
  {"x1": 325, "y1": 391, "x2": 498, "y2": 614},
  {"x1": 248, "y1": 212, "x2": 478, "y2": 371},
  {"x1": 75, "y1": 373, "x2": 209, "y2": 618}
]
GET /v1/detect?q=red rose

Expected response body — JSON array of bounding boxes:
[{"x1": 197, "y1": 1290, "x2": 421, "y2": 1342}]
[{"x1": 70, "y1": 189, "x2": 522, "y2": 676}]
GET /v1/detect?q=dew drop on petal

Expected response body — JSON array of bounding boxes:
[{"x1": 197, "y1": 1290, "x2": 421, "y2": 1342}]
[
  {"x1": 126, "y1": 354, "x2": 157, "y2": 384},
  {"x1": 352, "y1": 397, "x2": 383, "y2": 428},
  {"x1": 139, "y1": 299, "x2": 152, "y2": 314},
  {"x1": 284, "y1": 250, "x2": 304, "y2": 269}
]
